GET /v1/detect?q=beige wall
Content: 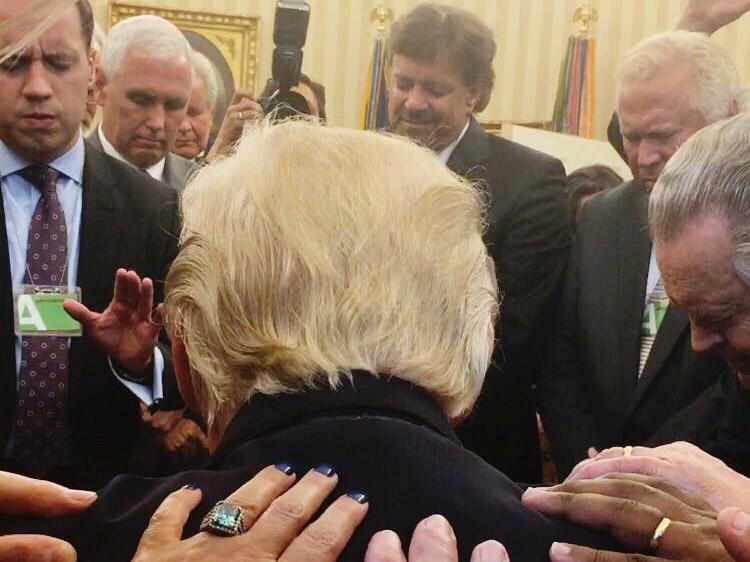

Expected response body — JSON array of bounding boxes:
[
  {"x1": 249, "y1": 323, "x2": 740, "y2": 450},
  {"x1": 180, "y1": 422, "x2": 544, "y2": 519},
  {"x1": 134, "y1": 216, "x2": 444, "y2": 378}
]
[{"x1": 90, "y1": 0, "x2": 750, "y2": 139}]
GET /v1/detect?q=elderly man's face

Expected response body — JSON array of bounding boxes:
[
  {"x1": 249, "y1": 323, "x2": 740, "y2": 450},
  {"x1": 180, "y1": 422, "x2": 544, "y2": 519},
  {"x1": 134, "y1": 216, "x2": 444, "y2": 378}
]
[
  {"x1": 388, "y1": 52, "x2": 478, "y2": 152},
  {"x1": 99, "y1": 48, "x2": 192, "y2": 169},
  {"x1": 0, "y1": 0, "x2": 92, "y2": 163},
  {"x1": 657, "y1": 213, "x2": 750, "y2": 389},
  {"x1": 618, "y1": 61, "x2": 707, "y2": 193},
  {"x1": 173, "y1": 75, "x2": 213, "y2": 159}
]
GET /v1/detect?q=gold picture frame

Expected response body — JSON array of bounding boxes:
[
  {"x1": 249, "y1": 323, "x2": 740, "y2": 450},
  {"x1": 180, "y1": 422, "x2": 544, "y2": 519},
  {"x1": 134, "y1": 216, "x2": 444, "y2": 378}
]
[{"x1": 109, "y1": 3, "x2": 259, "y2": 94}]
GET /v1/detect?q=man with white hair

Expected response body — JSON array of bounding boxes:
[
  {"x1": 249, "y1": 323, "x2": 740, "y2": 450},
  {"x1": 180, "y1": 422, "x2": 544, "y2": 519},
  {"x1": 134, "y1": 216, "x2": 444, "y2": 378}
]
[
  {"x1": 172, "y1": 50, "x2": 218, "y2": 161},
  {"x1": 88, "y1": 15, "x2": 194, "y2": 191},
  {"x1": 538, "y1": 30, "x2": 746, "y2": 478}
]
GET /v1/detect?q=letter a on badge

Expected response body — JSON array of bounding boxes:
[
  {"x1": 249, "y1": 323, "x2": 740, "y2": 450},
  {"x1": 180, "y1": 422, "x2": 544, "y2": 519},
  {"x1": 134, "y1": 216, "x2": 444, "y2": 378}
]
[{"x1": 18, "y1": 294, "x2": 47, "y2": 332}]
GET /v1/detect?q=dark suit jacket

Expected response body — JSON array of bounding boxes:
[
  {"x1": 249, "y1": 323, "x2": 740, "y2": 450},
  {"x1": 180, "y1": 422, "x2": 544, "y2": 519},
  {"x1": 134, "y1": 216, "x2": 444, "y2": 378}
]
[
  {"x1": 706, "y1": 382, "x2": 750, "y2": 476},
  {"x1": 0, "y1": 144, "x2": 180, "y2": 488},
  {"x1": 449, "y1": 117, "x2": 570, "y2": 482},
  {"x1": 0, "y1": 372, "x2": 620, "y2": 562},
  {"x1": 538, "y1": 181, "x2": 730, "y2": 477},
  {"x1": 86, "y1": 130, "x2": 192, "y2": 192}
]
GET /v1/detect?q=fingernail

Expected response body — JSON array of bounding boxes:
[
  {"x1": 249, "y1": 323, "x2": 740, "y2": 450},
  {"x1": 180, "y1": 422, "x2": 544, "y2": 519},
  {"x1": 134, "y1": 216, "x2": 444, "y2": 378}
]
[
  {"x1": 183, "y1": 483, "x2": 201, "y2": 491},
  {"x1": 313, "y1": 463, "x2": 336, "y2": 477},
  {"x1": 67, "y1": 489, "x2": 97, "y2": 504},
  {"x1": 549, "y1": 542, "x2": 573, "y2": 562},
  {"x1": 422, "y1": 514, "x2": 455, "y2": 541},
  {"x1": 346, "y1": 491, "x2": 368, "y2": 504},
  {"x1": 521, "y1": 487, "x2": 544, "y2": 500},
  {"x1": 473, "y1": 540, "x2": 510, "y2": 562},
  {"x1": 275, "y1": 462, "x2": 295, "y2": 476},
  {"x1": 732, "y1": 510, "x2": 750, "y2": 534}
]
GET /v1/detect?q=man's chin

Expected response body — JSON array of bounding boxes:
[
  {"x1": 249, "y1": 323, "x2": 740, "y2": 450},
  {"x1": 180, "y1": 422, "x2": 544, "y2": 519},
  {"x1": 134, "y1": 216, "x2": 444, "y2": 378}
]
[{"x1": 129, "y1": 148, "x2": 165, "y2": 170}]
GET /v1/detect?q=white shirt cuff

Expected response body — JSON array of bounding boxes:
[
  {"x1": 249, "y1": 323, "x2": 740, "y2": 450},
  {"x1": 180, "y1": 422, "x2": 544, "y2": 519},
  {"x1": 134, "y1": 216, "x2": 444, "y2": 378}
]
[{"x1": 109, "y1": 347, "x2": 165, "y2": 406}]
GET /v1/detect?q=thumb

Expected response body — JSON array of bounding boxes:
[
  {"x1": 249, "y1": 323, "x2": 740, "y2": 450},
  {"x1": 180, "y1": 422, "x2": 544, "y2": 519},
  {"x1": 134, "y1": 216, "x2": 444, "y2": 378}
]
[
  {"x1": 718, "y1": 507, "x2": 750, "y2": 562},
  {"x1": 62, "y1": 300, "x2": 99, "y2": 326},
  {"x1": 0, "y1": 535, "x2": 76, "y2": 562}
]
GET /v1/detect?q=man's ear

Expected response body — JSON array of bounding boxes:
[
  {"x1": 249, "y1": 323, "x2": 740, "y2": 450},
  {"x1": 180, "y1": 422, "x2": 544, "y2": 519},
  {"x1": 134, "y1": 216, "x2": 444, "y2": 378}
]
[
  {"x1": 95, "y1": 71, "x2": 107, "y2": 107},
  {"x1": 729, "y1": 99, "x2": 740, "y2": 117},
  {"x1": 467, "y1": 85, "x2": 480, "y2": 112},
  {"x1": 172, "y1": 334, "x2": 200, "y2": 415}
]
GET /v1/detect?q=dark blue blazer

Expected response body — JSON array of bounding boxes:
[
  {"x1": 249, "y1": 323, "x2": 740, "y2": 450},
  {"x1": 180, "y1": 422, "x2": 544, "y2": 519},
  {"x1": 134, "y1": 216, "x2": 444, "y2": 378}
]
[{"x1": 0, "y1": 372, "x2": 619, "y2": 561}]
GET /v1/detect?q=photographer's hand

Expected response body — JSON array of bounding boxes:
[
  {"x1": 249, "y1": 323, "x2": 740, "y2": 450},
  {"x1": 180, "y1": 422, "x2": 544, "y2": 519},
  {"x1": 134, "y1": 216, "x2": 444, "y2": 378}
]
[{"x1": 206, "y1": 90, "x2": 264, "y2": 162}]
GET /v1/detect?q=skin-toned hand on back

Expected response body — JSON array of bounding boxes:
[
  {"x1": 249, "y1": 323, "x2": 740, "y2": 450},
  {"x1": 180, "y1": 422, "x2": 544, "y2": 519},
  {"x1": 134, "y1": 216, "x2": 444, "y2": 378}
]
[
  {"x1": 567, "y1": 442, "x2": 750, "y2": 513},
  {"x1": 0, "y1": 471, "x2": 95, "y2": 562}
]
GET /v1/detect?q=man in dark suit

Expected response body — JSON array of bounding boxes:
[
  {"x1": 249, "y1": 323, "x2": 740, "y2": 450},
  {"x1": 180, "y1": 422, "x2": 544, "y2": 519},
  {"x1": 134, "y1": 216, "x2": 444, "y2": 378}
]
[
  {"x1": 386, "y1": 4, "x2": 570, "y2": 481},
  {"x1": 0, "y1": 0, "x2": 181, "y2": 488},
  {"x1": 538, "y1": 30, "x2": 745, "y2": 478},
  {"x1": 88, "y1": 14, "x2": 194, "y2": 192}
]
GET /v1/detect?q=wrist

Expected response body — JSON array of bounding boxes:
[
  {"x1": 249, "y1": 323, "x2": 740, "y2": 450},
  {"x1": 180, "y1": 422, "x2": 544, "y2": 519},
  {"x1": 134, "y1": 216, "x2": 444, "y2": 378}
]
[{"x1": 110, "y1": 354, "x2": 153, "y2": 383}]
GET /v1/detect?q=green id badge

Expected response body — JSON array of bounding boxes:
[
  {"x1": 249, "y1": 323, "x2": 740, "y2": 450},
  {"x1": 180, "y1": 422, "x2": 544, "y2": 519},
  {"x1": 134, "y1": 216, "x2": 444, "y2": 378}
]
[{"x1": 13, "y1": 285, "x2": 82, "y2": 337}]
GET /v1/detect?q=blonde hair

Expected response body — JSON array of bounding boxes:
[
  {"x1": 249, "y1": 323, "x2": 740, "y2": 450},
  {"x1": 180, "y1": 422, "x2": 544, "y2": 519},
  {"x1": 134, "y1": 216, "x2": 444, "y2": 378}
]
[
  {"x1": 650, "y1": 113, "x2": 750, "y2": 285},
  {"x1": 0, "y1": 0, "x2": 78, "y2": 64},
  {"x1": 617, "y1": 31, "x2": 747, "y2": 123},
  {"x1": 166, "y1": 120, "x2": 497, "y2": 429}
]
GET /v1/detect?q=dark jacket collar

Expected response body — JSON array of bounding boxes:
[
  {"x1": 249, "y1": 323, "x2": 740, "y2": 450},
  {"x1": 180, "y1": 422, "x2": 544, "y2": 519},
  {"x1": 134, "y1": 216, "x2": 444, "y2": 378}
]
[
  {"x1": 211, "y1": 371, "x2": 459, "y2": 463},
  {"x1": 446, "y1": 115, "x2": 492, "y2": 176}
]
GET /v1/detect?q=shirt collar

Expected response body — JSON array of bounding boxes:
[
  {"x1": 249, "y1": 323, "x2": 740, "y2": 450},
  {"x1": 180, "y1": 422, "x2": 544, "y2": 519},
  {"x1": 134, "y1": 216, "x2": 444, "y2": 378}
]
[
  {"x1": 436, "y1": 119, "x2": 471, "y2": 164},
  {"x1": 0, "y1": 133, "x2": 84, "y2": 185},
  {"x1": 97, "y1": 125, "x2": 166, "y2": 182}
]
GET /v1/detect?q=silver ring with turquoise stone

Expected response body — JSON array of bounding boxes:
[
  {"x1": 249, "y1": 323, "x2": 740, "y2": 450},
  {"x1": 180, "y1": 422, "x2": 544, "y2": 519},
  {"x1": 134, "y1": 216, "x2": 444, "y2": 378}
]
[{"x1": 199, "y1": 500, "x2": 248, "y2": 537}]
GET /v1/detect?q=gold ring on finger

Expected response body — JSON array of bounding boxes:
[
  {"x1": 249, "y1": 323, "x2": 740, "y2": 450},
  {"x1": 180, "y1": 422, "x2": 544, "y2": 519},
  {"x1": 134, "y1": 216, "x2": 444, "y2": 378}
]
[{"x1": 649, "y1": 517, "x2": 672, "y2": 551}]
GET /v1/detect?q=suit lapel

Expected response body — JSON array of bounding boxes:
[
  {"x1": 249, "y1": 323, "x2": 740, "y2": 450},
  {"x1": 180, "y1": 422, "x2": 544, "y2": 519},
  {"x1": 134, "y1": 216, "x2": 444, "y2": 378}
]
[
  {"x1": 446, "y1": 117, "x2": 491, "y2": 179},
  {"x1": 626, "y1": 305, "x2": 689, "y2": 416},
  {"x1": 616, "y1": 183, "x2": 652, "y2": 399},
  {"x1": 69, "y1": 145, "x2": 117, "y2": 388}
]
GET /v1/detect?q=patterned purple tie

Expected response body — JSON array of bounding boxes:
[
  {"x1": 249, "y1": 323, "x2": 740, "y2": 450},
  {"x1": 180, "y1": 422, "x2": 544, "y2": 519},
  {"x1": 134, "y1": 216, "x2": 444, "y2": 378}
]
[{"x1": 12, "y1": 165, "x2": 71, "y2": 475}]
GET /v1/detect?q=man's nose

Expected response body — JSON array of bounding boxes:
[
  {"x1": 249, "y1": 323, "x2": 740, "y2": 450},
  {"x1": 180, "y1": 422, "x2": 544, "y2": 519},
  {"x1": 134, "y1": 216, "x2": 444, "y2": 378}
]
[
  {"x1": 145, "y1": 105, "x2": 166, "y2": 132},
  {"x1": 177, "y1": 117, "x2": 192, "y2": 134},
  {"x1": 404, "y1": 86, "x2": 429, "y2": 113},
  {"x1": 637, "y1": 138, "x2": 664, "y2": 170},
  {"x1": 22, "y1": 61, "x2": 54, "y2": 101}
]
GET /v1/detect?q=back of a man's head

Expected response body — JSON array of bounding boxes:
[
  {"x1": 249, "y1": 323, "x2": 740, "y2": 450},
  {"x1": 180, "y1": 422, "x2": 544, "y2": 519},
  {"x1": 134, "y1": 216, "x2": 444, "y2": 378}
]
[
  {"x1": 166, "y1": 120, "x2": 497, "y2": 427},
  {"x1": 388, "y1": 3, "x2": 496, "y2": 112}
]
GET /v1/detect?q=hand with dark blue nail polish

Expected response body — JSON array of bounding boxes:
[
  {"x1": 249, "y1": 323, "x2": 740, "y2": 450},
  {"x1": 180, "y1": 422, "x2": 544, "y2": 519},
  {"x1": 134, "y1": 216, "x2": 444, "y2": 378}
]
[{"x1": 313, "y1": 463, "x2": 336, "y2": 477}]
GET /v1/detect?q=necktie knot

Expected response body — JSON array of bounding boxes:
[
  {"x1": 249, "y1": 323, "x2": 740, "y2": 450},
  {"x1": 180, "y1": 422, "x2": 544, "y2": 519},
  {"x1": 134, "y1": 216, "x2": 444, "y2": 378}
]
[{"x1": 19, "y1": 166, "x2": 60, "y2": 197}]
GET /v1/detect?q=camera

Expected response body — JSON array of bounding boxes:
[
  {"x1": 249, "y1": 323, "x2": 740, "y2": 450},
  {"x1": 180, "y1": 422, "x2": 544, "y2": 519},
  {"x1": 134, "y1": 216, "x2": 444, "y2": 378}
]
[{"x1": 261, "y1": 0, "x2": 312, "y2": 119}]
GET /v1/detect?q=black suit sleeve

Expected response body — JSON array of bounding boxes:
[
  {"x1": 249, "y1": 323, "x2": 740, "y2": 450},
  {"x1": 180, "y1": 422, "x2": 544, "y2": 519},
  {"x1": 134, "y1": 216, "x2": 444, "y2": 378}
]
[
  {"x1": 701, "y1": 378, "x2": 750, "y2": 476},
  {"x1": 538, "y1": 208, "x2": 603, "y2": 478},
  {"x1": 495, "y1": 156, "x2": 570, "y2": 389}
]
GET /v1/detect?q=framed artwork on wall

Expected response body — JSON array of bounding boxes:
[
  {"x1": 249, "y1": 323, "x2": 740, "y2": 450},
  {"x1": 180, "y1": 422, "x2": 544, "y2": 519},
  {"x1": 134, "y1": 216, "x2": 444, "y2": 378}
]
[{"x1": 109, "y1": 3, "x2": 259, "y2": 137}]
